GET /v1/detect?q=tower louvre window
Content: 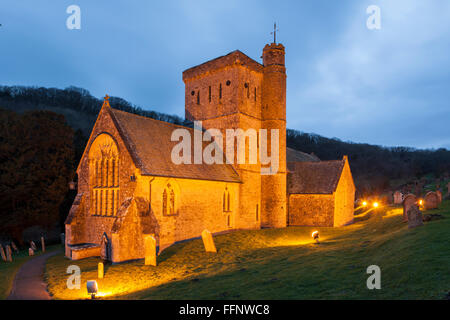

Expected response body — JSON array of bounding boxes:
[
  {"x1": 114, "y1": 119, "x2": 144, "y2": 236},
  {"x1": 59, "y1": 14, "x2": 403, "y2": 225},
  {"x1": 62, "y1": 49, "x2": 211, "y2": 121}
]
[
  {"x1": 256, "y1": 204, "x2": 259, "y2": 221},
  {"x1": 197, "y1": 91, "x2": 200, "y2": 105},
  {"x1": 209, "y1": 86, "x2": 211, "y2": 102},
  {"x1": 245, "y1": 83, "x2": 249, "y2": 98},
  {"x1": 219, "y1": 83, "x2": 222, "y2": 99},
  {"x1": 254, "y1": 88, "x2": 257, "y2": 102}
]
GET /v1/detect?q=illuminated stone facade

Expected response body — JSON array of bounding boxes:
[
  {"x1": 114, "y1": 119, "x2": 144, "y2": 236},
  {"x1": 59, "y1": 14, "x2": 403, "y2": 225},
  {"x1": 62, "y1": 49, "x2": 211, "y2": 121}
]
[{"x1": 65, "y1": 42, "x2": 355, "y2": 263}]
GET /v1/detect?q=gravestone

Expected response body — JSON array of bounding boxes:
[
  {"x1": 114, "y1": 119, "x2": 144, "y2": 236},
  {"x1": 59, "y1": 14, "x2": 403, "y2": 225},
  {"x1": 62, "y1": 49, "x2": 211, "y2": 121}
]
[
  {"x1": 98, "y1": 262, "x2": 104, "y2": 279},
  {"x1": 60, "y1": 233, "x2": 65, "y2": 246},
  {"x1": 29, "y1": 248, "x2": 34, "y2": 256},
  {"x1": 436, "y1": 190, "x2": 442, "y2": 203},
  {"x1": 6, "y1": 245, "x2": 12, "y2": 262},
  {"x1": 407, "y1": 205, "x2": 423, "y2": 229},
  {"x1": 0, "y1": 245, "x2": 6, "y2": 261},
  {"x1": 394, "y1": 191, "x2": 403, "y2": 204},
  {"x1": 144, "y1": 235, "x2": 157, "y2": 266},
  {"x1": 30, "y1": 241, "x2": 37, "y2": 251},
  {"x1": 402, "y1": 194, "x2": 416, "y2": 221},
  {"x1": 424, "y1": 192, "x2": 438, "y2": 210},
  {"x1": 447, "y1": 182, "x2": 450, "y2": 195},
  {"x1": 41, "y1": 236, "x2": 45, "y2": 252},
  {"x1": 201, "y1": 229, "x2": 217, "y2": 253},
  {"x1": 11, "y1": 241, "x2": 18, "y2": 253}
]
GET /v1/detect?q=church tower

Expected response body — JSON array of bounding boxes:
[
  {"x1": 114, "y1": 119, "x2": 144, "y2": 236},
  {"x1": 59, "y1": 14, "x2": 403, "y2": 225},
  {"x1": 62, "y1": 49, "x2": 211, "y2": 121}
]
[{"x1": 182, "y1": 41, "x2": 287, "y2": 229}]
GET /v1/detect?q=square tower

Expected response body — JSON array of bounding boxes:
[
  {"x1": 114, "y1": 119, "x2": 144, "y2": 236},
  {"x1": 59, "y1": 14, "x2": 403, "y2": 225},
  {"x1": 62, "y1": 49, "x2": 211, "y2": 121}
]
[{"x1": 182, "y1": 44, "x2": 286, "y2": 229}]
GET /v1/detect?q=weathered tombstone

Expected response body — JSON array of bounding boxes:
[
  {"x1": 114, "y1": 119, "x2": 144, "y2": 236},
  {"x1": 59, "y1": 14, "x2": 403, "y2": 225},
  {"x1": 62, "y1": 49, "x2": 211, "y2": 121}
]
[
  {"x1": 11, "y1": 241, "x2": 18, "y2": 253},
  {"x1": 6, "y1": 245, "x2": 12, "y2": 262},
  {"x1": 402, "y1": 194, "x2": 416, "y2": 221},
  {"x1": 201, "y1": 229, "x2": 217, "y2": 253},
  {"x1": 407, "y1": 205, "x2": 423, "y2": 229},
  {"x1": 394, "y1": 191, "x2": 403, "y2": 204},
  {"x1": 28, "y1": 248, "x2": 34, "y2": 256},
  {"x1": 436, "y1": 190, "x2": 442, "y2": 203},
  {"x1": 424, "y1": 191, "x2": 439, "y2": 210},
  {"x1": 30, "y1": 241, "x2": 37, "y2": 251},
  {"x1": 0, "y1": 245, "x2": 6, "y2": 261},
  {"x1": 41, "y1": 236, "x2": 45, "y2": 252},
  {"x1": 60, "y1": 233, "x2": 65, "y2": 246},
  {"x1": 100, "y1": 233, "x2": 110, "y2": 261},
  {"x1": 144, "y1": 235, "x2": 157, "y2": 266},
  {"x1": 447, "y1": 182, "x2": 450, "y2": 195},
  {"x1": 98, "y1": 262, "x2": 104, "y2": 279}
]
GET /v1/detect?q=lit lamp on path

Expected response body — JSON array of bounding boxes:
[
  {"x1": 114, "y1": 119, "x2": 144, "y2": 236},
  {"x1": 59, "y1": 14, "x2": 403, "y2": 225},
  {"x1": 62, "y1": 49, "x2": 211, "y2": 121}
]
[
  {"x1": 87, "y1": 280, "x2": 98, "y2": 299},
  {"x1": 362, "y1": 201, "x2": 368, "y2": 207},
  {"x1": 373, "y1": 202, "x2": 379, "y2": 208},
  {"x1": 312, "y1": 231, "x2": 320, "y2": 244}
]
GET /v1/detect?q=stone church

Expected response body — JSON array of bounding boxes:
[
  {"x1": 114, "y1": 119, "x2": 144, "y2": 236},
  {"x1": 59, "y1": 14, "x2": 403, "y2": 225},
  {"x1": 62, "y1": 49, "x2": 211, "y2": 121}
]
[{"x1": 65, "y1": 42, "x2": 355, "y2": 263}]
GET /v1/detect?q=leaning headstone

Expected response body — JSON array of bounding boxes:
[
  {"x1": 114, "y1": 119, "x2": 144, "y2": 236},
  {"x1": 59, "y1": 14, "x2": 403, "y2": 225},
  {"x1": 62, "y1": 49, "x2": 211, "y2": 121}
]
[
  {"x1": 436, "y1": 190, "x2": 442, "y2": 203},
  {"x1": 28, "y1": 248, "x2": 34, "y2": 256},
  {"x1": 144, "y1": 235, "x2": 157, "y2": 266},
  {"x1": 11, "y1": 241, "x2": 18, "y2": 253},
  {"x1": 402, "y1": 194, "x2": 416, "y2": 221},
  {"x1": 6, "y1": 245, "x2": 12, "y2": 262},
  {"x1": 0, "y1": 245, "x2": 6, "y2": 261},
  {"x1": 41, "y1": 236, "x2": 45, "y2": 252},
  {"x1": 30, "y1": 241, "x2": 37, "y2": 251},
  {"x1": 394, "y1": 191, "x2": 403, "y2": 204},
  {"x1": 407, "y1": 205, "x2": 423, "y2": 229},
  {"x1": 98, "y1": 262, "x2": 104, "y2": 279},
  {"x1": 201, "y1": 229, "x2": 217, "y2": 253},
  {"x1": 424, "y1": 191, "x2": 439, "y2": 210},
  {"x1": 60, "y1": 233, "x2": 65, "y2": 246}
]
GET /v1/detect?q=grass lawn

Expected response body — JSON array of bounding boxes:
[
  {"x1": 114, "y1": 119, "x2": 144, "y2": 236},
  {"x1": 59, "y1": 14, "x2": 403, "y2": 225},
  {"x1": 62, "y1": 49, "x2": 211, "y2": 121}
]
[
  {"x1": 0, "y1": 245, "x2": 60, "y2": 299},
  {"x1": 46, "y1": 201, "x2": 450, "y2": 300}
]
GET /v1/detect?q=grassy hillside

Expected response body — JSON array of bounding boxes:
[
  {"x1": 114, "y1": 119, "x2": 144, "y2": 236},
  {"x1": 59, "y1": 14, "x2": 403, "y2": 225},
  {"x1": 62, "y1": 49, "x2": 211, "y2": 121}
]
[{"x1": 45, "y1": 201, "x2": 450, "y2": 300}]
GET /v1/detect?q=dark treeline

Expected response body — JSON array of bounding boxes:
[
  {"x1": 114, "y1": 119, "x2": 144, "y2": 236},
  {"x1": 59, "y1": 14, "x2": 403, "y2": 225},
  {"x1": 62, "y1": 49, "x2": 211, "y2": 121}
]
[
  {"x1": 287, "y1": 129, "x2": 450, "y2": 195},
  {"x1": 0, "y1": 109, "x2": 74, "y2": 243},
  {"x1": 0, "y1": 85, "x2": 449, "y2": 242},
  {"x1": 0, "y1": 85, "x2": 192, "y2": 129}
]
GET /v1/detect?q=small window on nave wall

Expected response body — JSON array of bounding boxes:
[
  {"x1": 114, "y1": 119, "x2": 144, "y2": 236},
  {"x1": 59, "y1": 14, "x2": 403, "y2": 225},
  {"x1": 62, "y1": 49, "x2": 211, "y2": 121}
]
[
  {"x1": 162, "y1": 183, "x2": 176, "y2": 216},
  {"x1": 88, "y1": 133, "x2": 120, "y2": 217},
  {"x1": 223, "y1": 188, "x2": 231, "y2": 213}
]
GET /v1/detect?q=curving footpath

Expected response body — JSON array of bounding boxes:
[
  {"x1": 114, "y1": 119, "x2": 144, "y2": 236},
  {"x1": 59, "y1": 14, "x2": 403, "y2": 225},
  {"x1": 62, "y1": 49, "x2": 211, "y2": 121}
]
[{"x1": 7, "y1": 250, "x2": 60, "y2": 300}]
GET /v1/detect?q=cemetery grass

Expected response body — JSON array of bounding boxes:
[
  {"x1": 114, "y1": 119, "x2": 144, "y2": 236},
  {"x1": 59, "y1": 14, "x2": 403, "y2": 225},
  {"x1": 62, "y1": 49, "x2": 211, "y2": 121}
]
[
  {"x1": 0, "y1": 245, "x2": 59, "y2": 299},
  {"x1": 46, "y1": 201, "x2": 450, "y2": 300}
]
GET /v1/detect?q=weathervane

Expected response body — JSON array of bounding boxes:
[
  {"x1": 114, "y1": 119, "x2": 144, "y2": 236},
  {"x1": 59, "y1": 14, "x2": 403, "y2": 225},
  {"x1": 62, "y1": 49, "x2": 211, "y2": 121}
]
[{"x1": 270, "y1": 22, "x2": 279, "y2": 44}]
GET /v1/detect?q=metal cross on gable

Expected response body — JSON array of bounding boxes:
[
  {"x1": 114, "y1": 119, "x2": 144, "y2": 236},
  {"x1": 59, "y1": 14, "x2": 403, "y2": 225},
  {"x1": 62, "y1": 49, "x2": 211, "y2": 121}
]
[{"x1": 271, "y1": 22, "x2": 279, "y2": 44}]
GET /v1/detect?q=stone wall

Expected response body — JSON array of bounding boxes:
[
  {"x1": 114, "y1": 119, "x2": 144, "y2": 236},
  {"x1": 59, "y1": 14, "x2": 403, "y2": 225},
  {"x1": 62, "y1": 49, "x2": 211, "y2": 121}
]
[
  {"x1": 333, "y1": 159, "x2": 355, "y2": 227},
  {"x1": 288, "y1": 194, "x2": 334, "y2": 227},
  {"x1": 137, "y1": 176, "x2": 241, "y2": 252},
  {"x1": 66, "y1": 105, "x2": 138, "y2": 259}
]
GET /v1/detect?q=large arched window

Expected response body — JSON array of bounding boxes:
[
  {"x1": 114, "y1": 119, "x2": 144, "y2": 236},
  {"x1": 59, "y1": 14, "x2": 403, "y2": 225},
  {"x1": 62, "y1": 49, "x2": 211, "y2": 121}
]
[
  {"x1": 88, "y1": 133, "x2": 119, "y2": 216},
  {"x1": 162, "y1": 183, "x2": 176, "y2": 216}
]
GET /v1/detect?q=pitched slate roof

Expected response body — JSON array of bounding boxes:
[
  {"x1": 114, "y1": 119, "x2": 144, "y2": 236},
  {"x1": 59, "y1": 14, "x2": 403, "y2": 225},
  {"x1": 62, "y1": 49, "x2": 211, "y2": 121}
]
[
  {"x1": 287, "y1": 159, "x2": 345, "y2": 194},
  {"x1": 109, "y1": 108, "x2": 241, "y2": 183},
  {"x1": 286, "y1": 147, "x2": 320, "y2": 162}
]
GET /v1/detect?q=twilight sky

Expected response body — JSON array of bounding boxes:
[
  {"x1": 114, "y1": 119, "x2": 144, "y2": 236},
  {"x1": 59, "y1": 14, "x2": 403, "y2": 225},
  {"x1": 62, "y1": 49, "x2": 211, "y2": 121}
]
[{"x1": 1, "y1": 0, "x2": 449, "y2": 149}]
